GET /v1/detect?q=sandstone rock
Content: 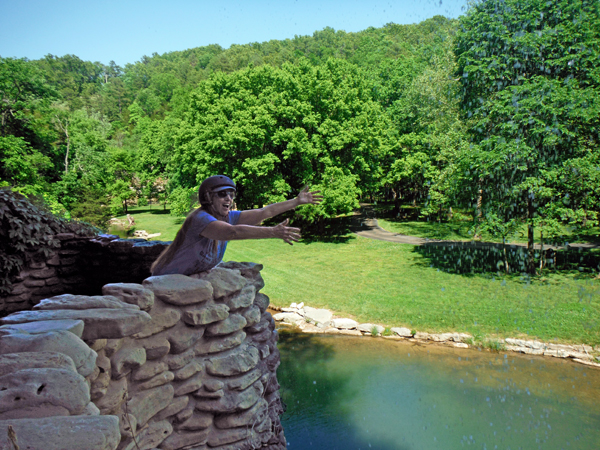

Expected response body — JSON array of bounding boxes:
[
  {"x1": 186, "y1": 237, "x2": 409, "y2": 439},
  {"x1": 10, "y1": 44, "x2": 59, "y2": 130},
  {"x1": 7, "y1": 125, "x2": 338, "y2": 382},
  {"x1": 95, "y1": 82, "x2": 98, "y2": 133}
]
[
  {"x1": 139, "y1": 335, "x2": 170, "y2": 360},
  {"x1": 95, "y1": 376, "x2": 128, "y2": 414},
  {"x1": 195, "y1": 330, "x2": 246, "y2": 355},
  {"x1": 134, "y1": 308, "x2": 181, "y2": 339},
  {"x1": 104, "y1": 338, "x2": 124, "y2": 357},
  {"x1": 207, "y1": 425, "x2": 251, "y2": 447},
  {"x1": 34, "y1": 294, "x2": 139, "y2": 311},
  {"x1": 227, "y1": 368, "x2": 263, "y2": 392},
  {"x1": 0, "y1": 415, "x2": 120, "y2": 450},
  {"x1": 0, "y1": 368, "x2": 90, "y2": 419},
  {"x1": 220, "y1": 261, "x2": 264, "y2": 277},
  {"x1": 214, "y1": 398, "x2": 268, "y2": 429},
  {"x1": 414, "y1": 331, "x2": 432, "y2": 340},
  {"x1": 173, "y1": 360, "x2": 203, "y2": 381},
  {"x1": 0, "y1": 319, "x2": 84, "y2": 338},
  {"x1": 221, "y1": 284, "x2": 255, "y2": 311},
  {"x1": 0, "y1": 351, "x2": 76, "y2": 377},
  {"x1": 159, "y1": 429, "x2": 209, "y2": 450},
  {"x1": 119, "y1": 412, "x2": 137, "y2": 438},
  {"x1": 357, "y1": 323, "x2": 385, "y2": 335},
  {"x1": 391, "y1": 327, "x2": 413, "y2": 337},
  {"x1": 330, "y1": 318, "x2": 358, "y2": 329},
  {"x1": 143, "y1": 275, "x2": 213, "y2": 306},
  {"x1": 183, "y1": 304, "x2": 230, "y2": 326},
  {"x1": 120, "y1": 420, "x2": 173, "y2": 450},
  {"x1": 111, "y1": 344, "x2": 147, "y2": 379},
  {"x1": 206, "y1": 314, "x2": 247, "y2": 336},
  {"x1": 138, "y1": 370, "x2": 175, "y2": 390},
  {"x1": 203, "y1": 379, "x2": 224, "y2": 392},
  {"x1": 167, "y1": 324, "x2": 205, "y2": 354},
  {"x1": 89, "y1": 338, "x2": 108, "y2": 351},
  {"x1": 272, "y1": 312, "x2": 304, "y2": 325},
  {"x1": 254, "y1": 292, "x2": 270, "y2": 313},
  {"x1": 303, "y1": 306, "x2": 332, "y2": 326},
  {"x1": 246, "y1": 315, "x2": 270, "y2": 334},
  {"x1": 128, "y1": 384, "x2": 174, "y2": 426},
  {"x1": 0, "y1": 330, "x2": 96, "y2": 377},
  {"x1": 194, "y1": 380, "x2": 263, "y2": 413},
  {"x1": 206, "y1": 346, "x2": 260, "y2": 377},
  {"x1": 242, "y1": 305, "x2": 261, "y2": 328},
  {"x1": 339, "y1": 329, "x2": 362, "y2": 336},
  {"x1": 174, "y1": 373, "x2": 204, "y2": 396},
  {"x1": 132, "y1": 361, "x2": 168, "y2": 381},
  {"x1": 198, "y1": 268, "x2": 247, "y2": 299},
  {"x1": 177, "y1": 411, "x2": 213, "y2": 431},
  {"x1": 164, "y1": 347, "x2": 196, "y2": 370},
  {"x1": 2, "y1": 309, "x2": 152, "y2": 340},
  {"x1": 154, "y1": 395, "x2": 189, "y2": 421},
  {"x1": 83, "y1": 401, "x2": 100, "y2": 415},
  {"x1": 102, "y1": 283, "x2": 155, "y2": 311}
]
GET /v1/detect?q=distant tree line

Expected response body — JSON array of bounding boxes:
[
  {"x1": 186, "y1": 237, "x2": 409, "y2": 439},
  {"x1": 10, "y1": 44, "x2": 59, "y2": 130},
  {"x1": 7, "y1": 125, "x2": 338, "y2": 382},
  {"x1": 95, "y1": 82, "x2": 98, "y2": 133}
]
[{"x1": 1, "y1": 2, "x2": 599, "y2": 274}]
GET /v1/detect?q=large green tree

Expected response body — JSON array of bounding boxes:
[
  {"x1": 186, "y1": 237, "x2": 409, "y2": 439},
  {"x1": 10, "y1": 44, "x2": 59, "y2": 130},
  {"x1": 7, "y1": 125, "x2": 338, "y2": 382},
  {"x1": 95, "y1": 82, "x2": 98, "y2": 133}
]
[
  {"x1": 170, "y1": 59, "x2": 391, "y2": 219},
  {"x1": 455, "y1": 0, "x2": 600, "y2": 273}
]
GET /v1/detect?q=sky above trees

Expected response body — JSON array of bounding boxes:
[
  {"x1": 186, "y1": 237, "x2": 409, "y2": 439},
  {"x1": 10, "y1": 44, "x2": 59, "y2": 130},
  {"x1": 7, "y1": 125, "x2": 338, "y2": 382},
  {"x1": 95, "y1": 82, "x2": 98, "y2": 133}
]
[{"x1": 0, "y1": 0, "x2": 467, "y2": 66}]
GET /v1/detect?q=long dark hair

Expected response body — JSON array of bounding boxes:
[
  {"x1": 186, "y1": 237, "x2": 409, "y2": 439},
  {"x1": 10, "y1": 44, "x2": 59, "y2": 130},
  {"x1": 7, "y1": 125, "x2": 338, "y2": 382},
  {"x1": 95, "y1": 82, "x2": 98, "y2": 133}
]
[{"x1": 150, "y1": 189, "x2": 225, "y2": 275}]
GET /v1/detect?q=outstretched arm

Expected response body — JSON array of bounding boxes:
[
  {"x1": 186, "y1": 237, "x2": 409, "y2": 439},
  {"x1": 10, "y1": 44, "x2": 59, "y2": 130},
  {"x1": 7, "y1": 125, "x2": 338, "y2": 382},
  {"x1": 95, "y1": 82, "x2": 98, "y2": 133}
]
[
  {"x1": 200, "y1": 219, "x2": 300, "y2": 245},
  {"x1": 237, "y1": 187, "x2": 323, "y2": 226}
]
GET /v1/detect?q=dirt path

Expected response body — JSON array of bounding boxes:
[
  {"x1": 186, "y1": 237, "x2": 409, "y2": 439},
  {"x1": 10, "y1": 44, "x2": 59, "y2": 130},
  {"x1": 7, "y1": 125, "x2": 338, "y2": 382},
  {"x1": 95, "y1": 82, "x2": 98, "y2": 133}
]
[{"x1": 351, "y1": 204, "x2": 600, "y2": 251}]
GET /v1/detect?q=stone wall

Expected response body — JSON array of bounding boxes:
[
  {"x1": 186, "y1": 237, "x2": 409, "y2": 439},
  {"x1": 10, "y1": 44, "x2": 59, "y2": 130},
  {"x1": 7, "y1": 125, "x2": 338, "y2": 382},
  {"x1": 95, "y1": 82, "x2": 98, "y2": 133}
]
[
  {"x1": 1, "y1": 234, "x2": 168, "y2": 316},
  {"x1": 0, "y1": 262, "x2": 286, "y2": 450}
]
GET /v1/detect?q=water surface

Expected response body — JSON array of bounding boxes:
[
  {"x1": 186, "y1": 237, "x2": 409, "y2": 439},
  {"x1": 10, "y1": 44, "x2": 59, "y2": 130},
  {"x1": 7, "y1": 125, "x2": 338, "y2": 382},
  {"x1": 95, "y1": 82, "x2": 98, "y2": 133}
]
[{"x1": 277, "y1": 330, "x2": 600, "y2": 450}]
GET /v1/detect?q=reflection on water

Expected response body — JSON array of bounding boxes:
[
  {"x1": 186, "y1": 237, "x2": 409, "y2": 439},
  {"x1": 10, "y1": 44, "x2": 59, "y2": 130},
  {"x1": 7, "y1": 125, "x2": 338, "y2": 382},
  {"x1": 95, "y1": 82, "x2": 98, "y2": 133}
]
[{"x1": 277, "y1": 331, "x2": 600, "y2": 450}]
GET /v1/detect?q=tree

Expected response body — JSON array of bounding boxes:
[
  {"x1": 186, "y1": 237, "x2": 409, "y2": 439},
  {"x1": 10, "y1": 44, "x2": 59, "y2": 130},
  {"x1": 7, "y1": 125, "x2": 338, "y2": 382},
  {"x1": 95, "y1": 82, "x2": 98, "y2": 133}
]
[
  {"x1": 170, "y1": 59, "x2": 391, "y2": 219},
  {"x1": 454, "y1": 0, "x2": 600, "y2": 273}
]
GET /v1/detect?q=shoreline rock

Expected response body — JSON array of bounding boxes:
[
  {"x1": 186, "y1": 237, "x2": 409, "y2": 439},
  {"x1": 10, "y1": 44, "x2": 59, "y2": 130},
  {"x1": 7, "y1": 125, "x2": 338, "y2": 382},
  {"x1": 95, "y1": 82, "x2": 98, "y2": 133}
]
[{"x1": 270, "y1": 303, "x2": 600, "y2": 368}]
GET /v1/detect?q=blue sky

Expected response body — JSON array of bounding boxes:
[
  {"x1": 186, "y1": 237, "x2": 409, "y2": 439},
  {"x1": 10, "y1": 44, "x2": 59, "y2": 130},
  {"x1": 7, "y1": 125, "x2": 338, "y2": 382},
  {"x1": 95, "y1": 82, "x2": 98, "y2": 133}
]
[{"x1": 0, "y1": 0, "x2": 468, "y2": 67}]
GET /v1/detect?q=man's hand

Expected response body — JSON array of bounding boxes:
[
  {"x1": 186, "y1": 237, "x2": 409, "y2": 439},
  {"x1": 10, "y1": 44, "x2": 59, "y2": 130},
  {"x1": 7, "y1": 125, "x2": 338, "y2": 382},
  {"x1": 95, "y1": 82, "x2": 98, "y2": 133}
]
[
  {"x1": 273, "y1": 219, "x2": 301, "y2": 245},
  {"x1": 297, "y1": 186, "x2": 323, "y2": 206}
]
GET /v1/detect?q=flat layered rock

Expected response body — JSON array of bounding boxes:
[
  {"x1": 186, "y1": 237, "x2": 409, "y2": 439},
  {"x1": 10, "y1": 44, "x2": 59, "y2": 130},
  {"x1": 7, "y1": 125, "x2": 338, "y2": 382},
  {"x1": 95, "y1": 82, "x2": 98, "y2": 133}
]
[
  {"x1": 214, "y1": 398, "x2": 268, "y2": 429},
  {"x1": 303, "y1": 306, "x2": 332, "y2": 326},
  {"x1": 206, "y1": 314, "x2": 247, "y2": 336},
  {"x1": 0, "y1": 352, "x2": 77, "y2": 377},
  {"x1": 330, "y1": 318, "x2": 358, "y2": 329},
  {"x1": 0, "y1": 415, "x2": 120, "y2": 450},
  {"x1": 143, "y1": 275, "x2": 213, "y2": 306},
  {"x1": 272, "y1": 312, "x2": 304, "y2": 326},
  {"x1": 0, "y1": 330, "x2": 96, "y2": 377},
  {"x1": 183, "y1": 304, "x2": 229, "y2": 326},
  {"x1": 166, "y1": 324, "x2": 205, "y2": 354},
  {"x1": 159, "y1": 429, "x2": 209, "y2": 450},
  {"x1": 198, "y1": 268, "x2": 247, "y2": 299},
  {"x1": 391, "y1": 327, "x2": 413, "y2": 337},
  {"x1": 357, "y1": 323, "x2": 385, "y2": 335},
  {"x1": 195, "y1": 380, "x2": 263, "y2": 413},
  {"x1": 242, "y1": 305, "x2": 261, "y2": 328},
  {"x1": 206, "y1": 346, "x2": 259, "y2": 377},
  {"x1": 254, "y1": 292, "x2": 270, "y2": 313},
  {"x1": 101, "y1": 283, "x2": 155, "y2": 311},
  {"x1": 120, "y1": 420, "x2": 173, "y2": 450},
  {"x1": 0, "y1": 368, "x2": 90, "y2": 420},
  {"x1": 0, "y1": 319, "x2": 84, "y2": 338},
  {"x1": 127, "y1": 383, "x2": 174, "y2": 427},
  {"x1": 34, "y1": 294, "x2": 139, "y2": 310},
  {"x1": 134, "y1": 308, "x2": 181, "y2": 338},
  {"x1": 195, "y1": 330, "x2": 246, "y2": 355},
  {"x1": 221, "y1": 284, "x2": 256, "y2": 311},
  {"x1": 2, "y1": 309, "x2": 152, "y2": 340}
]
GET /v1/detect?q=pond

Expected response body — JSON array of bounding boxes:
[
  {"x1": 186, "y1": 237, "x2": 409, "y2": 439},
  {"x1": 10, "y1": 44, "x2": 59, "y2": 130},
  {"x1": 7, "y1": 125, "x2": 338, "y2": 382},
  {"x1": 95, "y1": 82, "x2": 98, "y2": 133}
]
[{"x1": 277, "y1": 330, "x2": 600, "y2": 450}]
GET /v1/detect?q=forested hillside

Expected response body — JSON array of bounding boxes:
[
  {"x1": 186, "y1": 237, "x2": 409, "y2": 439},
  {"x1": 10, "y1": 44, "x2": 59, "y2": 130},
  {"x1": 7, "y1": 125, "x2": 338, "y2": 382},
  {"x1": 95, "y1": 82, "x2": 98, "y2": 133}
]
[{"x1": 1, "y1": 0, "x2": 599, "y2": 274}]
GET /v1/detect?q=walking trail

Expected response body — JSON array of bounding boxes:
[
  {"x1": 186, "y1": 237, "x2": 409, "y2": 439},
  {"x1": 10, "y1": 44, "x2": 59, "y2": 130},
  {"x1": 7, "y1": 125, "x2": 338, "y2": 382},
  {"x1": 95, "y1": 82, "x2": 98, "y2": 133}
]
[{"x1": 351, "y1": 204, "x2": 600, "y2": 250}]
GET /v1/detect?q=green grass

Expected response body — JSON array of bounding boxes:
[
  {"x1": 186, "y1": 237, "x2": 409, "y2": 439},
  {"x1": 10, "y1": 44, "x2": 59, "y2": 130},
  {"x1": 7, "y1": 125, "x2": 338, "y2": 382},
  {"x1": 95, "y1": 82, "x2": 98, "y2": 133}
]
[
  {"x1": 112, "y1": 204, "x2": 183, "y2": 241},
  {"x1": 116, "y1": 203, "x2": 600, "y2": 346},
  {"x1": 227, "y1": 236, "x2": 600, "y2": 346}
]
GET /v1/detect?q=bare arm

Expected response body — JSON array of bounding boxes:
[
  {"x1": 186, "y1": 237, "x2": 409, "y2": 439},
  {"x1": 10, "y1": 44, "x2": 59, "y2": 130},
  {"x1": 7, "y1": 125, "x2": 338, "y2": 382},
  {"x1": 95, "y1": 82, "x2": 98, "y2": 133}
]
[
  {"x1": 237, "y1": 187, "x2": 323, "y2": 226},
  {"x1": 200, "y1": 219, "x2": 301, "y2": 245}
]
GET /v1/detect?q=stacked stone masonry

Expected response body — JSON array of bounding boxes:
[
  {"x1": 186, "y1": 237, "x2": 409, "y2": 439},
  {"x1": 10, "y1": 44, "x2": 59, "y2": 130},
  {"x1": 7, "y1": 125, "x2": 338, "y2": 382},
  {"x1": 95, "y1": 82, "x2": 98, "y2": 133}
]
[
  {"x1": 1, "y1": 234, "x2": 168, "y2": 315},
  {"x1": 0, "y1": 262, "x2": 286, "y2": 450}
]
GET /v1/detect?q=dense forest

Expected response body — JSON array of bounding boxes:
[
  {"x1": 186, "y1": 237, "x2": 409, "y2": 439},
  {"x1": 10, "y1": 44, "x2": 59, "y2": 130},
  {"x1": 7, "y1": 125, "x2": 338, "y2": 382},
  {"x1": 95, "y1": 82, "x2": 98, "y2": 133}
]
[{"x1": 1, "y1": 0, "x2": 599, "y2": 274}]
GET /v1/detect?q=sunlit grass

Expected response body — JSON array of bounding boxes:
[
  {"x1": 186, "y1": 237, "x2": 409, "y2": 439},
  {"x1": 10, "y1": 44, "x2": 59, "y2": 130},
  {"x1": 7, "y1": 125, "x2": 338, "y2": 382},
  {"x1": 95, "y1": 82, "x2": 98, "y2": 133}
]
[
  {"x1": 117, "y1": 203, "x2": 600, "y2": 346},
  {"x1": 227, "y1": 236, "x2": 600, "y2": 346}
]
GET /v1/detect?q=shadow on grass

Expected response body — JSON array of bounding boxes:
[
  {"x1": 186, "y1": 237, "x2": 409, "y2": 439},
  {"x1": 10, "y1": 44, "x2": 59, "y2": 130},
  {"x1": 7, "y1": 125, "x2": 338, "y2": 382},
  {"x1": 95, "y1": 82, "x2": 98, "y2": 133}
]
[{"x1": 412, "y1": 240, "x2": 600, "y2": 277}]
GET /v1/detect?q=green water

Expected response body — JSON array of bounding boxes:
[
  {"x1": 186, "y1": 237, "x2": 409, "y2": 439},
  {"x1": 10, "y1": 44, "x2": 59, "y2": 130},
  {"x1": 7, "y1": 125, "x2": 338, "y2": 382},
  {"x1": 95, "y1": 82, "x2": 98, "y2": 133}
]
[{"x1": 277, "y1": 331, "x2": 600, "y2": 450}]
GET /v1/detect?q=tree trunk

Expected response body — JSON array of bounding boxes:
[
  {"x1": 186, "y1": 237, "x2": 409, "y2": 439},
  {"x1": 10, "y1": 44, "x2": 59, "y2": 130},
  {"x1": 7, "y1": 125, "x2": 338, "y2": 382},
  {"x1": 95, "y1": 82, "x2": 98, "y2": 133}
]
[
  {"x1": 503, "y1": 237, "x2": 510, "y2": 274},
  {"x1": 527, "y1": 197, "x2": 536, "y2": 275},
  {"x1": 539, "y1": 230, "x2": 545, "y2": 271}
]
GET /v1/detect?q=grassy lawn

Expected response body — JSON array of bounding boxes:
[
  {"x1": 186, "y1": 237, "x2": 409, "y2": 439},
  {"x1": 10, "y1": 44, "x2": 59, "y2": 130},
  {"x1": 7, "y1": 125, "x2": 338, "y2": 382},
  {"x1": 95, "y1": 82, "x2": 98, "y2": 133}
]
[
  {"x1": 115, "y1": 203, "x2": 600, "y2": 346},
  {"x1": 112, "y1": 204, "x2": 183, "y2": 241},
  {"x1": 227, "y1": 235, "x2": 600, "y2": 347}
]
